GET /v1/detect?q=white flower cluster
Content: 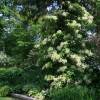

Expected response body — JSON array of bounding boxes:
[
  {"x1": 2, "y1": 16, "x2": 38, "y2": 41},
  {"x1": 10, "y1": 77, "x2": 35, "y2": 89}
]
[
  {"x1": 52, "y1": 30, "x2": 62, "y2": 38},
  {"x1": 84, "y1": 49, "x2": 93, "y2": 56},
  {"x1": 82, "y1": 14, "x2": 93, "y2": 24},
  {"x1": 42, "y1": 38, "x2": 48, "y2": 45},
  {"x1": 70, "y1": 54, "x2": 82, "y2": 66},
  {"x1": 45, "y1": 15, "x2": 58, "y2": 20},
  {"x1": 0, "y1": 51, "x2": 11, "y2": 66},
  {"x1": 34, "y1": 44, "x2": 40, "y2": 48},
  {"x1": 45, "y1": 75, "x2": 54, "y2": 81},
  {"x1": 56, "y1": 30, "x2": 62, "y2": 35},
  {"x1": 57, "y1": 41, "x2": 68, "y2": 50},
  {"x1": 0, "y1": 52, "x2": 8, "y2": 60},
  {"x1": 52, "y1": 33, "x2": 56, "y2": 37},
  {"x1": 67, "y1": 20, "x2": 81, "y2": 29},
  {"x1": 48, "y1": 47, "x2": 54, "y2": 52},
  {"x1": 76, "y1": 34, "x2": 82, "y2": 39},
  {"x1": 58, "y1": 58, "x2": 67, "y2": 64},
  {"x1": 62, "y1": 12, "x2": 69, "y2": 17},
  {"x1": 82, "y1": 64, "x2": 88, "y2": 69},
  {"x1": 69, "y1": 4, "x2": 73, "y2": 9},
  {"x1": 41, "y1": 37, "x2": 51, "y2": 45},
  {"x1": 50, "y1": 51, "x2": 61, "y2": 62},
  {"x1": 65, "y1": 48, "x2": 70, "y2": 54},
  {"x1": 53, "y1": 74, "x2": 67, "y2": 82},
  {"x1": 48, "y1": 49, "x2": 68, "y2": 64},
  {"x1": 75, "y1": 29, "x2": 79, "y2": 33},
  {"x1": 82, "y1": 7, "x2": 93, "y2": 24},
  {"x1": 70, "y1": 54, "x2": 88, "y2": 70}
]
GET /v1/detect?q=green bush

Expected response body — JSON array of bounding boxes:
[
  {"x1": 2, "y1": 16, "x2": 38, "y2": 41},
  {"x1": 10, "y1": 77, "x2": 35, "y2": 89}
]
[
  {"x1": 0, "y1": 85, "x2": 11, "y2": 97},
  {"x1": 48, "y1": 86, "x2": 96, "y2": 100},
  {"x1": 22, "y1": 84, "x2": 39, "y2": 93},
  {"x1": 28, "y1": 87, "x2": 40, "y2": 97},
  {"x1": 12, "y1": 85, "x2": 23, "y2": 93},
  {"x1": 24, "y1": 85, "x2": 45, "y2": 99},
  {"x1": 0, "y1": 67, "x2": 27, "y2": 94},
  {"x1": 0, "y1": 67, "x2": 23, "y2": 85}
]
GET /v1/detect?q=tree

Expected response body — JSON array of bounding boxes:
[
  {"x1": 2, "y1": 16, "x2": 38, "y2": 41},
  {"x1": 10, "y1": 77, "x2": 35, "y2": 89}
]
[
  {"x1": 0, "y1": 0, "x2": 40, "y2": 65},
  {"x1": 29, "y1": 1, "x2": 95, "y2": 89}
]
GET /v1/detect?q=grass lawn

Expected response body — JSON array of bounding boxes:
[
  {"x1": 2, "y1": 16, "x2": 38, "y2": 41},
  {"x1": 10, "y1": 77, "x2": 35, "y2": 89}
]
[{"x1": 0, "y1": 97, "x2": 14, "y2": 100}]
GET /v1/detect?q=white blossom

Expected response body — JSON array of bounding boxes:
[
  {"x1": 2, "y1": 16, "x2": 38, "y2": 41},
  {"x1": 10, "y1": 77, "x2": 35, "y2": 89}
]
[
  {"x1": 67, "y1": 20, "x2": 81, "y2": 28},
  {"x1": 62, "y1": 12, "x2": 68, "y2": 17},
  {"x1": 59, "y1": 58, "x2": 67, "y2": 64},
  {"x1": 50, "y1": 51, "x2": 61, "y2": 61},
  {"x1": 48, "y1": 47, "x2": 54, "y2": 52},
  {"x1": 42, "y1": 38, "x2": 48, "y2": 45},
  {"x1": 57, "y1": 30, "x2": 62, "y2": 34},
  {"x1": 45, "y1": 15, "x2": 58, "y2": 20}
]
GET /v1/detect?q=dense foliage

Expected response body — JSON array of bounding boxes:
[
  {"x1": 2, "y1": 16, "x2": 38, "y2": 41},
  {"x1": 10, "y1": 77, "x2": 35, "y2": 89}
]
[
  {"x1": 0, "y1": 0, "x2": 99, "y2": 99},
  {"x1": 31, "y1": 2, "x2": 94, "y2": 89}
]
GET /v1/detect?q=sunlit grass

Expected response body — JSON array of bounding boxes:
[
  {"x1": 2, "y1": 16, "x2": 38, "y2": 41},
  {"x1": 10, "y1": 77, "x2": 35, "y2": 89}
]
[{"x1": 0, "y1": 97, "x2": 13, "y2": 100}]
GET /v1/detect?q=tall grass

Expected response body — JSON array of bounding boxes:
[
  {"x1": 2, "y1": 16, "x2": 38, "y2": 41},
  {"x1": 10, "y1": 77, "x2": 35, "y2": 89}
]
[{"x1": 48, "y1": 86, "x2": 97, "y2": 100}]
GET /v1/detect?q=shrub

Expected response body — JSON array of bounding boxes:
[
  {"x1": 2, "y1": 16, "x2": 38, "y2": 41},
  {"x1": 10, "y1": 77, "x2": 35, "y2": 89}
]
[
  {"x1": 22, "y1": 84, "x2": 35, "y2": 93},
  {"x1": 27, "y1": 87, "x2": 45, "y2": 100},
  {"x1": 0, "y1": 85, "x2": 11, "y2": 97},
  {"x1": 48, "y1": 86, "x2": 96, "y2": 100},
  {"x1": 0, "y1": 51, "x2": 13, "y2": 67},
  {"x1": 35, "y1": 91, "x2": 45, "y2": 100},
  {"x1": 28, "y1": 87, "x2": 40, "y2": 97},
  {"x1": 12, "y1": 85, "x2": 23, "y2": 93},
  {"x1": 0, "y1": 67, "x2": 23, "y2": 85}
]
